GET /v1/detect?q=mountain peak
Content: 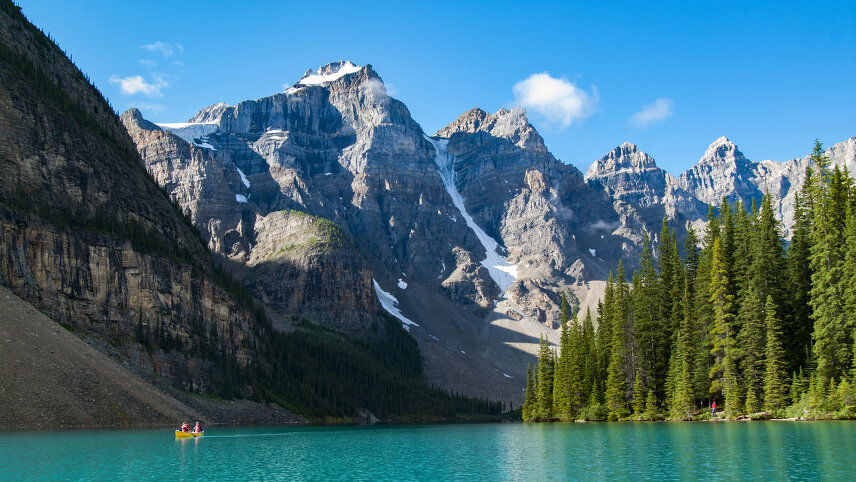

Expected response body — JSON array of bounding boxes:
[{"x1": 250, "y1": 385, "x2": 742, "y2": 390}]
[
  {"x1": 298, "y1": 60, "x2": 362, "y2": 86},
  {"x1": 436, "y1": 106, "x2": 534, "y2": 142},
  {"x1": 586, "y1": 142, "x2": 658, "y2": 179},
  {"x1": 699, "y1": 135, "x2": 747, "y2": 166}
]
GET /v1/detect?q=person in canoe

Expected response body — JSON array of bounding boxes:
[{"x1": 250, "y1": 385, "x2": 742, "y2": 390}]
[
  {"x1": 193, "y1": 422, "x2": 203, "y2": 433},
  {"x1": 180, "y1": 422, "x2": 190, "y2": 432}
]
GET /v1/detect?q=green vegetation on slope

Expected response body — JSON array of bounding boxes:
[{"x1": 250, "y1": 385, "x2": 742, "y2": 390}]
[{"x1": 524, "y1": 144, "x2": 856, "y2": 421}]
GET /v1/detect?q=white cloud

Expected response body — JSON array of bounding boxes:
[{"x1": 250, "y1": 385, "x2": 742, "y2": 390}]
[
  {"x1": 109, "y1": 74, "x2": 168, "y2": 97},
  {"x1": 130, "y1": 102, "x2": 166, "y2": 113},
  {"x1": 629, "y1": 97, "x2": 673, "y2": 128},
  {"x1": 140, "y1": 41, "x2": 184, "y2": 58},
  {"x1": 512, "y1": 72, "x2": 597, "y2": 128},
  {"x1": 138, "y1": 59, "x2": 157, "y2": 68},
  {"x1": 361, "y1": 78, "x2": 388, "y2": 99}
]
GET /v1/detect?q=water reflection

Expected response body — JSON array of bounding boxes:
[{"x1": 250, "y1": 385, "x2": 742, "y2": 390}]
[{"x1": 0, "y1": 422, "x2": 854, "y2": 479}]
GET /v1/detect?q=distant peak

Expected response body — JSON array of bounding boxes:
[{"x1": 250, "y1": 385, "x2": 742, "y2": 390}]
[
  {"x1": 586, "y1": 142, "x2": 657, "y2": 179},
  {"x1": 700, "y1": 135, "x2": 746, "y2": 164},
  {"x1": 298, "y1": 60, "x2": 362, "y2": 86}
]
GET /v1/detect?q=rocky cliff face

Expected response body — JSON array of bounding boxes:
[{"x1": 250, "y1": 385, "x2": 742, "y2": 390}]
[{"x1": 0, "y1": 2, "x2": 268, "y2": 396}]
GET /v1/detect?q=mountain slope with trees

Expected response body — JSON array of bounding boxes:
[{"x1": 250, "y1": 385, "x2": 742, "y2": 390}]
[{"x1": 524, "y1": 142, "x2": 856, "y2": 420}]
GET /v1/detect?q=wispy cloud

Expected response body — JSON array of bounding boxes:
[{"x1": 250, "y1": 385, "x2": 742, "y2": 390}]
[
  {"x1": 629, "y1": 97, "x2": 673, "y2": 128},
  {"x1": 512, "y1": 72, "x2": 597, "y2": 129},
  {"x1": 138, "y1": 59, "x2": 157, "y2": 68},
  {"x1": 108, "y1": 74, "x2": 168, "y2": 97},
  {"x1": 140, "y1": 41, "x2": 184, "y2": 58}
]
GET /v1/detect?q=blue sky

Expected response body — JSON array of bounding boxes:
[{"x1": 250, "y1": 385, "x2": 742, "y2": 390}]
[{"x1": 17, "y1": 0, "x2": 856, "y2": 174}]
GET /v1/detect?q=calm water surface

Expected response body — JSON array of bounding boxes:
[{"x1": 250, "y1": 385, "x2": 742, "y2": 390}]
[{"x1": 1, "y1": 421, "x2": 854, "y2": 480}]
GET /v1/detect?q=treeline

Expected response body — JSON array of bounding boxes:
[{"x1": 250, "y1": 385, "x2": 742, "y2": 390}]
[{"x1": 524, "y1": 141, "x2": 856, "y2": 421}]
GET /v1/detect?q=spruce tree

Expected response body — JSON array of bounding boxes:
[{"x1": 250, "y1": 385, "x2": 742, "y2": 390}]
[
  {"x1": 605, "y1": 263, "x2": 631, "y2": 420},
  {"x1": 523, "y1": 363, "x2": 536, "y2": 421},
  {"x1": 568, "y1": 314, "x2": 586, "y2": 414},
  {"x1": 634, "y1": 233, "x2": 662, "y2": 396},
  {"x1": 536, "y1": 337, "x2": 555, "y2": 420},
  {"x1": 633, "y1": 376, "x2": 645, "y2": 416},
  {"x1": 749, "y1": 195, "x2": 785, "y2": 308},
  {"x1": 763, "y1": 296, "x2": 789, "y2": 411},
  {"x1": 810, "y1": 163, "x2": 851, "y2": 389},
  {"x1": 645, "y1": 389, "x2": 658, "y2": 419},
  {"x1": 786, "y1": 183, "x2": 814, "y2": 371},
  {"x1": 709, "y1": 238, "x2": 739, "y2": 413},
  {"x1": 552, "y1": 314, "x2": 572, "y2": 420},
  {"x1": 581, "y1": 309, "x2": 597, "y2": 405},
  {"x1": 736, "y1": 286, "x2": 765, "y2": 412},
  {"x1": 843, "y1": 180, "x2": 856, "y2": 380}
]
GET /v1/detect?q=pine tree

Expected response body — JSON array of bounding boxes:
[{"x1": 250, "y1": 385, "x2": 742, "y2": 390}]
[
  {"x1": 786, "y1": 181, "x2": 814, "y2": 372},
  {"x1": 581, "y1": 309, "x2": 597, "y2": 405},
  {"x1": 763, "y1": 296, "x2": 789, "y2": 411},
  {"x1": 633, "y1": 376, "x2": 645, "y2": 416},
  {"x1": 596, "y1": 275, "x2": 615, "y2": 388},
  {"x1": 745, "y1": 386, "x2": 761, "y2": 414},
  {"x1": 605, "y1": 263, "x2": 631, "y2": 420},
  {"x1": 568, "y1": 314, "x2": 586, "y2": 414},
  {"x1": 736, "y1": 286, "x2": 765, "y2": 412},
  {"x1": 634, "y1": 233, "x2": 662, "y2": 396},
  {"x1": 749, "y1": 195, "x2": 785, "y2": 308},
  {"x1": 522, "y1": 363, "x2": 536, "y2": 421},
  {"x1": 536, "y1": 337, "x2": 555, "y2": 420},
  {"x1": 644, "y1": 389, "x2": 658, "y2": 419},
  {"x1": 709, "y1": 238, "x2": 739, "y2": 413},
  {"x1": 552, "y1": 314, "x2": 572, "y2": 420},
  {"x1": 810, "y1": 161, "x2": 851, "y2": 389},
  {"x1": 844, "y1": 180, "x2": 856, "y2": 380}
]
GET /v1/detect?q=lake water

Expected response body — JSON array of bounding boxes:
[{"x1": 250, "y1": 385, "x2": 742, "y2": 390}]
[{"x1": 1, "y1": 422, "x2": 854, "y2": 480}]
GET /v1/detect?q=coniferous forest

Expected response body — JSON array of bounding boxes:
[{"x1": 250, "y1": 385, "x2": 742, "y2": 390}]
[{"x1": 523, "y1": 142, "x2": 856, "y2": 422}]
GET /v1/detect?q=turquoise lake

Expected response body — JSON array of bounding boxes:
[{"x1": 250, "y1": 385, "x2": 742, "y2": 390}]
[{"x1": 2, "y1": 422, "x2": 855, "y2": 480}]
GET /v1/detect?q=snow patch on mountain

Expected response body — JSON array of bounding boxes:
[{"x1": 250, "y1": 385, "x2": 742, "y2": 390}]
[
  {"x1": 236, "y1": 167, "x2": 250, "y2": 188},
  {"x1": 156, "y1": 122, "x2": 219, "y2": 144},
  {"x1": 373, "y1": 279, "x2": 418, "y2": 330},
  {"x1": 299, "y1": 61, "x2": 361, "y2": 86},
  {"x1": 426, "y1": 135, "x2": 518, "y2": 293}
]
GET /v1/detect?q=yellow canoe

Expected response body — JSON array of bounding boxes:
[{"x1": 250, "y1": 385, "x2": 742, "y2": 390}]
[{"x1": 175, "y1": 431, "x2": 204, "y2": 438}]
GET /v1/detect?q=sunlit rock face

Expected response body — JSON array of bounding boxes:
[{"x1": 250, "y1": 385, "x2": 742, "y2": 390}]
[{"x1": 122, "y1": 58, "x2": 856, "y2": 402}]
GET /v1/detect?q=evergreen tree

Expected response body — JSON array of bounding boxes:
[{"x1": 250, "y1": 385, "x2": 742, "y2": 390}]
[
  {"x1": 810, "y1": 161, "x2": 851, "y2": 389},
  {"x1": 634, "y1": 233, "x2": 662, "y2": 395},
  {"x1": 633, "y1": 376, "x2": 645, "y2": 416},
  {"x1": 552, "y1": 314, "x2": 572, "y2": 420},
  {"x1": 709, "y1": 238, "x2": 739, "y2": 413},
  {"x1": 605, "y1": 263, "x2": 631, "y2": 420},
  {"x1": 522, "y1": 363, "x2": 536, "y2": 421},
  {"x1": 736, "y1": 286, "x2": 765, "y2": 412},
  {"x1": 581, "y1": 309, "x2": 598, "y2": 405},
  {"x1": 644, "y1": 389, "x2": 658, "y2": 419},
  {"x1": 763, "y1": 296, "x2": 790, "y2": 411},
  {"x1": 786, "y1": 182, "x2": 814, "y2": 372},
  {"x1": 749, "y1": 195, "x2": 785, "y2": 308},
  {"x1": 568, "y1": 314, "x2": 586, "y2": 414},
  {"x1": 536, "y1": 337, "x2": 555, "y2": 420},
  {"x1": 844, "y1": 180, "x2": 856, "y2": 380}
]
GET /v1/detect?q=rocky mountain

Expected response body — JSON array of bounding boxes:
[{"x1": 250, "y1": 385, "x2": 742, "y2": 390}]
[
  {"x1": 123, "y1": 56, "x2": 856, "y2": 403},
  {"x1": 1, "y1": 3, "x2": 500, "y2": 424}
]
